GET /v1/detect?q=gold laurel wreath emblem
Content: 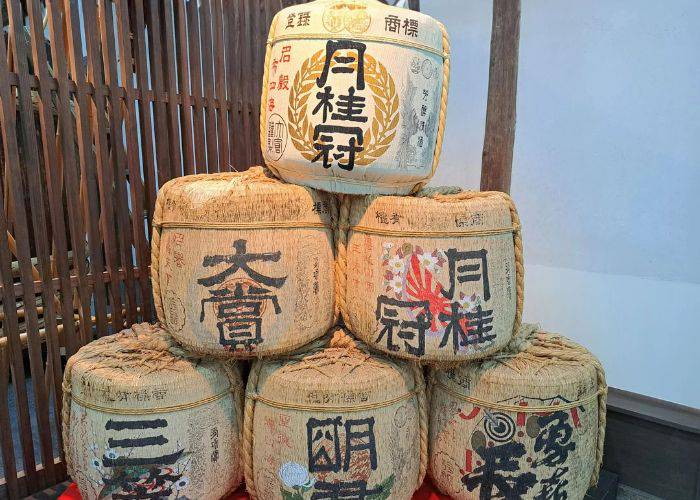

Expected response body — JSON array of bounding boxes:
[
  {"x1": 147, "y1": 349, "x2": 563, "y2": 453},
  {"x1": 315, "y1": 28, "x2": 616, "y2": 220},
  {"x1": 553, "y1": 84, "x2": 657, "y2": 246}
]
[{"x1": 287, "y1": 49, "x2": 400, "y2": 167}]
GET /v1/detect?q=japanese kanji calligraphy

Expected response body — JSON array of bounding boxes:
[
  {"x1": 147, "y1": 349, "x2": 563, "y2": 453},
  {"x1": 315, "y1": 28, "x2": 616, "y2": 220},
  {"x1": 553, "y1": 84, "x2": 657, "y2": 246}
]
[
  {"x1": 197, "y1": 239, "x2": 288, "y2": 352},
  {"x1": 375, "y1": 242, "x2": 497, "y2": 357}
]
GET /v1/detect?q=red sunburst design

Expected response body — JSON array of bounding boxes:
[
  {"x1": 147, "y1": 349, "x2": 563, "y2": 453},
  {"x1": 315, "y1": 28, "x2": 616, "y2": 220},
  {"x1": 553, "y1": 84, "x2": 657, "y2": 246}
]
[{"x1": 405, "y1": 254, "x2": 450, "y2": 331}]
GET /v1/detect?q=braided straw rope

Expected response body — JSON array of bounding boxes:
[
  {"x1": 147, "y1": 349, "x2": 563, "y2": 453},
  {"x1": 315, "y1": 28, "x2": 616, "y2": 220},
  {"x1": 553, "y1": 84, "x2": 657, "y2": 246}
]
[
  {"x1": 335, "y1": 194, "x2": 353, "y2": 330},
  {"x1": 412, "y1": 363, "x2": 429, "y2": 489}
]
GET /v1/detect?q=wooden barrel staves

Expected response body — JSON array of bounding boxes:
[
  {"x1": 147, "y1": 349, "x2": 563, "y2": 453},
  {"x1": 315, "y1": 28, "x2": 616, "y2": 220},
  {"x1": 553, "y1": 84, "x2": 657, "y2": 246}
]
[
  {"x1": 151, "y1": 167, "x2": 336, "y2": 358},
  {"x1": 260, "y1": 0, "x2": 450, "y2": 195},
  {"x1": 340, "y1": 189, "x2": 523, "y2": 363},
  {"x1": 428, "y1": 324, "x2": 607, "y2": 499},
  {"x1": 61, "y1": 323, "x2": 245, "y2": 500},
  {"x1": 243, "y1": 328, "x2": 428, "y2": 499}
]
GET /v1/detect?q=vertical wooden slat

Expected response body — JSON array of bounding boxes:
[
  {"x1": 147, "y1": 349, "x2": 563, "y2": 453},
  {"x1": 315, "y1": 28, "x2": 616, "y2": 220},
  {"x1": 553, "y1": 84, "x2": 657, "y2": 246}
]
[
  {"x1": 240, "y1": 0, "x2": 254, "y2": 166},
  {"x1": 146, "y1": 0, "x2": 174, "y2": 185},
  {"x1": 82, "y1": 0, "x2": 126, "y2": 332},
  {"x1": 62, "y1": 0, "x2": 110, "y2": 340},
  {"x1": 98, "y1": 0, "x2": 139, "y2": 325},
  {"x1": 46, "y1": 0, "x2": 95, "y2": 353},
  {"x1": 225, "y1": 0, "x2": 241, "y2": 170},
  {"x1": 0, "y1": 60, "x2": 33, "y2": 495},
  {"x1": 0, "y1": 349, "x2": 20, "y2": 498},
  {"x1": 162, "y1": 0, "x2": 183, "y2": 178},
  {"x1": 212, "y1": 0, "x2": 229, "y2": 170},
  {"x1": 480, "y1": 0, "x2": 521, "y2": 193},
  {"x1": 115, "y1": 0, "x2": 153, "y2": 322},
  {"x1": 130, "y1": 0, "x2": 159, "y2": 232},
  {"x1": 199, "y1": 0, "x2": 219, "y2": 171},
  {"x1": 175, "y1": 0, "x2": 195, "y2": 175},
  {"x1": 4, "y1": 0, "x2": 59, "y2": 485},
  {"x1": 23, "y1": 0, "x2": 71, "y2": 453},
  {"x1": 187, "y1": 0, "x2": 207, "y2": 172}
]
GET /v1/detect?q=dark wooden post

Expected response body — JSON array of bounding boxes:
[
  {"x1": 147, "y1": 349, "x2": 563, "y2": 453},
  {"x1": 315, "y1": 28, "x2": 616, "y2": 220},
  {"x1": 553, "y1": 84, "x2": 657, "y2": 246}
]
[{"x1": 481, "y1": 0, "x2": 521, "y2": 193}]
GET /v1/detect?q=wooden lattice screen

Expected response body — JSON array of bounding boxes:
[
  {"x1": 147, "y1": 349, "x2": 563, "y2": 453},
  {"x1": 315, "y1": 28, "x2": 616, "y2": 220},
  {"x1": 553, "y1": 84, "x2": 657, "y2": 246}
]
[{"x1": 0, "y1": 0, "x2": 420, "y2": 497}]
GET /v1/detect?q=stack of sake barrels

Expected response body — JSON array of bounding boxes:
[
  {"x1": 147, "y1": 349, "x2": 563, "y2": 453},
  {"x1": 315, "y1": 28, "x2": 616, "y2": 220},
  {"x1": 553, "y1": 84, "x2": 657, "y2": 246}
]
[{"x1": 61, "y1": 1, "x2": 607, "y2": 499}]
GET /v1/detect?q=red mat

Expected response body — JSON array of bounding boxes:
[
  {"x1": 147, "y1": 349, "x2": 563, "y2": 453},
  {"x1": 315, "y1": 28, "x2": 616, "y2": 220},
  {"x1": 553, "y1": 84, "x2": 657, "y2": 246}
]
[{"x1": 59, "y1": 479, "x2": 451, "y2": 499}]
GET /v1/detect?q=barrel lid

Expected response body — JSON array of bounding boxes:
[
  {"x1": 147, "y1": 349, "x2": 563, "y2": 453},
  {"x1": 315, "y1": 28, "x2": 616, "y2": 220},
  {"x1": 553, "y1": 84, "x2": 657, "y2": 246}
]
[
  {"x1": 67, "y1": 323, "x2": 240, "y2": 413},
  {"x1": 154, "y1": 167, "x2": 334, "y2": 227},
  {"x1": 349, "y1": 191, "x2": 515, "y2": 235},
  {"x1": 270, "y1": 0, "x2": 446, "y2": 59},
  {"x1": 434, "y1": 325, "x2": 603, "y2": 405},
  {"x1": 252, "y1": 329, "x2": 417, "y2": 410}
]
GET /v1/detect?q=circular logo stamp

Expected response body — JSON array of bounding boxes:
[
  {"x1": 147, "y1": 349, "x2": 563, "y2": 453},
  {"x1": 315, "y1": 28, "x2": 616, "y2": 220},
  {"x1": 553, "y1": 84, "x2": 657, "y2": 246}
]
[{"x1": 266, "y1": 113, "x2": 288, "y2": 161}]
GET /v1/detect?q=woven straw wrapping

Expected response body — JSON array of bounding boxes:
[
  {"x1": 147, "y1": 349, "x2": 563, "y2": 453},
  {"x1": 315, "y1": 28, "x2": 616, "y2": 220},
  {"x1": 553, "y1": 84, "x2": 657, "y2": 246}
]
[
  {"x1": 339, "y1": 189, "x2": 523, "y2": 363},
  {"x1": 151, "y1": 167, "x2": 336, "y2": 358},
  {"x1": 61, "y1": 323, "x2": 245, "y2": 500},
  {"x1": 428, "y1": 324, "x2": 607, "y2": 499},
  {"x1": 243, "y1": 328, "x2": 428, "y2": 500},
  {"x1": 260, "y1": 0, "x2": 450, "y2": 195}
]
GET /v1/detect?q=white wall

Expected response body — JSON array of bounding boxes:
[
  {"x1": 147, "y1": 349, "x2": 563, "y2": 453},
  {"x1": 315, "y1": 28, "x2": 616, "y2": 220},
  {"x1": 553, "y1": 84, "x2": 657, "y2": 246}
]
[{"x1": 422, "y1": 0, "x2": 700, "y2": 408}]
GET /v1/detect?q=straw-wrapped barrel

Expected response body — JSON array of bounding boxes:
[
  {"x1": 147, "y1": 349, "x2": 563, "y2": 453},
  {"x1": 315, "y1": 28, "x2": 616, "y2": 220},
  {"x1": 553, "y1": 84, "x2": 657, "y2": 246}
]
[
  {"x1": 260, "y1": 0, "x2": 450, "y2": 194},
  {"x1": 428, "y1": 324, "x2": 607, "y2": 499},
  {"x1": 151, "y1": 167, "x2": 336, "y2": 358},
  {"x1": 339, "y1": 189, "x2": 523, "y2": 363},
  {"x1": 61, "y1": 323, "x2": 245, "y2": 500},
  {"x1": 243, "y1": 328, "x2": 428, "y2": 499}
]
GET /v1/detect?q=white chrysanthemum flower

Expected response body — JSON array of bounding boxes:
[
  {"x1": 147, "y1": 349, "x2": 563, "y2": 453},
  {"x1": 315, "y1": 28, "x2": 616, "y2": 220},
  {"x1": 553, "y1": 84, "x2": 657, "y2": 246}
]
[
  {"x1": 389, "y1": 275, "x2": 403, "y2": 293},
  {"x1": 388, "y1": 255, "x2": 405, "y2": 274},
  {"x1": 279, "y1": 462, "x2": 313, "y2": 488},
  {"x1": 418, "y1": 252, "x2": 439, "y2": 271}
]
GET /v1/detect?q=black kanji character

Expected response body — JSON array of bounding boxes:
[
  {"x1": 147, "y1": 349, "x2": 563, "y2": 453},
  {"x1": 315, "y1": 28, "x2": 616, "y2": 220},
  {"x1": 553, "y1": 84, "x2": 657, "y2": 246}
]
[
  {"x1": 463, "y1": 441, "x2": 537, "y2": 499},
  {"x1": 376, "y1": 295, "x2": 431, "y2": 357},
  {"x1": 385, "y1": 14, "x2": 401, "y2": 33},
  {"x1": 197, "y1": 239, "x2": 287, "y2": 289},
  {"x1": 311, "y1": 480, "x2": 383, "y2": 500},
  {"x1": 307, "y1": 416, "x2": 342, "y2": 473},
  {"x1": 534, "y1": 412, "x2": 576, "y2": 468},
  {"x1": 441, "y1": 248, "x2": 490, "y2": 301},
  {"x1": 343, "y1": 417, "x2": 378, "y2": 472},
  {"x1": 317, "y1": 40, "x2": 366, "y2": 90},
  {"x1": 313, "y1": 86, "x2": 335, "y2": 123},
  {"x1": 438, "y1": 302, "x2": 495, "y2": 354},
  {"x1": 331, "y1": 87, "x2": 368, "y2": 123}
]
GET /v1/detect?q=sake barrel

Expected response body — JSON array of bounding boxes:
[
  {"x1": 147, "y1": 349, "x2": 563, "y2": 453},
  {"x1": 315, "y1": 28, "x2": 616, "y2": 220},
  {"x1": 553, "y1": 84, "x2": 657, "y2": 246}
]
[
  {"x1": 260, "y1": 0, "x2": 450, "y2": 195},
  {"x1": 62, "y1": 323, "x2": 245, "y2": 500},
  {"x1": 243, "y1": 328, "x2": 427, "y2": 499},
  {"x1": 151, "y1": 167, "x2": 336, "y2": 358},
  {"x1": 429, "y1": 324, "x2": 607, "y2": 499},
  {"x1": 341, "y1": 190, "x2": 523, "y2": 362}
]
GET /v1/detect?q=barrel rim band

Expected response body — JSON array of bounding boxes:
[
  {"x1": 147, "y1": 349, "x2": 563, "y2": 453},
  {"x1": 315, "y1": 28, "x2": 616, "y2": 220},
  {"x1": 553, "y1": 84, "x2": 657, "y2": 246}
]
[
  {"x1": 432, "y1": 379, "x2": 606, "y2": 413},
  {"x1": 268, "y1": 33, "x2": 447, "y2": 59},
  {"x1": 246, "y1": 389, "x2": 418, "y2": 412},
  {"x1": 69, "y1": 387, "x2": 232, "y2": 415},
  {"x1": 152, "y1": 220, "x2": 332, "y2": 231},
  {"x1": 347, "y1": 223, "x2": 520, "y2": 238}
]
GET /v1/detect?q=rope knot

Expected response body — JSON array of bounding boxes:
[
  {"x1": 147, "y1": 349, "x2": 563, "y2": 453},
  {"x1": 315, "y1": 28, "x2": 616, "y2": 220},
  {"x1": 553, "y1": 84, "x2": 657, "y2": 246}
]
[{"x1": 329, "y1": 328, "x2": 358, "y2": 350}]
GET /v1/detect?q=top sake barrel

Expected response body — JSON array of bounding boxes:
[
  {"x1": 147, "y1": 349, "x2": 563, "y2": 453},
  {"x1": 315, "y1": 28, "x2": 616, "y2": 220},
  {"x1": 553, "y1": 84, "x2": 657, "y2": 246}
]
[
  {"x1": 151, "y1": 167, "x2": 336, "y2": 358},
  {"x1": 342, "y1": 190, "x2": 523, "y2": 363},
  {"x1": 260, "y1": 0, "x2": 450, "y2": 194}
]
